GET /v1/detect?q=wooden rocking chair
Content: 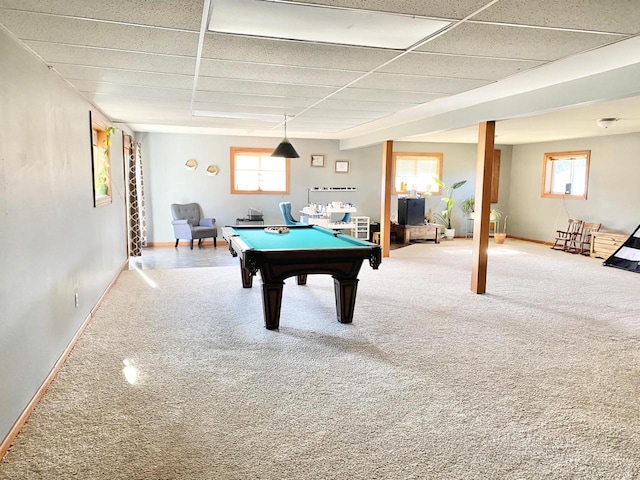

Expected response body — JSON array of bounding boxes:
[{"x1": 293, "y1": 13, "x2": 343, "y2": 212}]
[
  {"x1": 551, "y1": 219, "x2": 583, "y2": 251},
  {"x1": 571, "y1": 222, "x2": 601, "y2": 255}
]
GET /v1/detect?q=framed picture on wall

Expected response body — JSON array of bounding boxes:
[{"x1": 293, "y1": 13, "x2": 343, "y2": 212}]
[
  {"x1": 335, "y1": 160, "x2": 350, "y2": 173},
  {"x1": 310, "y1": 154, "x2": 325, "y2": 167}
]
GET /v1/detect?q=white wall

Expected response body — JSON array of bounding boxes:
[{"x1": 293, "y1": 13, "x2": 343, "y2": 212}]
[
  {"x1": 0, "y1": 31, "x2": 128, "y2": 442},
  {"x1": 139, "y1": 133, "x2": 514, "y2": 242},
  {"x1": 507, "y1": 133, "x2": 640, "y2": 241},
  {"x1": 138, "y1": 133, "x2": 383, "y2": 243},
  {"x1": 393, "y1": 142, "x2": 513, "y2": 234}
]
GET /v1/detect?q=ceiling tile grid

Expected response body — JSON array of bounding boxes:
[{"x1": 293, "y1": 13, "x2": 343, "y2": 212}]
[
  {"x1": 0, "y1": 0, "x2": 204, "y2": 30},
  {"x1": 53, "y1": 65, "x2": 194, "y2": 90},
  {"x1": 197, "y1": 59, "x2": 363, "y2": 87},
  {"x1": 0, "y1": 9, "x2": 199, "y2": 56},
  {"x1": 1, "y1": 0, "x2": 639, "y2": 142},
  {"x1": 415, "y1": 23, "x2": 627, "y2": 61},
  {"x1": 25, "y1": 42, "x2": 197, "y2": 75}
]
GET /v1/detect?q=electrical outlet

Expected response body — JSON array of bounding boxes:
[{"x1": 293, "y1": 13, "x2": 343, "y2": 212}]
[{"x1": 74, "y1": 292, "x2": 79, "y2": 308}]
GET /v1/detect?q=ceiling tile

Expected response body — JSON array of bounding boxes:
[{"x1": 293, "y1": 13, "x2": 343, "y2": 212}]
[
  {"x1": 290, "y1": 0, "x2": 492, "y2": 20},
  {"x1": 473, "y1": 0, "x2": 640, "y2": 34},
  {"x1": 74, "y1": 81, "x2": 192, "y2": 100},
  {"x1": 298, "y1": 109, "x2": 389, "y2": 120},
  {"x1": 84, "y1": 95, "x2": 192, "y2": 109},
  {"x1": 417, "y1": 23, "x2": 624, "y2": 61},
  {"x1": 24, "y1": 42, "x2": 196, "y2": 74},
  {"x1": 0, "y1": 9, "x2": 198, "y2": 55},
  {"x1": 378, "y1": 52, "x2": 544, "y2": 80},
  {"x1": 330, "y1": 87, "x2": 444, "y2": 103},
  {"x1": 191, "y1": 103, "x2": 304, "y2": 117},
  {"x1": 201, "y1": 33, "x2": 398, "y2": 70},
  {"x1": 53, "y1": 64, "x2": 193, "y2": 89},
  {"x1": 355, "y1": 73, "x2": 491, "y2": 94},
  {"x1": 196, "y1": 77, "x2": 335, "y2": 99},
  {"x1": 0, "y1": 0, "x2": 204, "y2": 30},
  {"x1": 318, "y1": 98, "x2": 418, "y2": 112},
  {"x1": 198, "y1": 59, "x2": 362, "y2": 86},
  {"x1": 194, "y1": 91, "x2": 316, "y2": 108}
]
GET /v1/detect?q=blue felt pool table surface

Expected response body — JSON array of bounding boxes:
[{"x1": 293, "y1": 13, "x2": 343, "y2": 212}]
[{"x1": 225, "y1": 224, "x2": 372, "y2": 250}]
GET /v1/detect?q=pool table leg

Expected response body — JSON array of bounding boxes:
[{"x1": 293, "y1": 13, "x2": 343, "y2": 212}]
[
  {"x1": 239, "y1": 259, "x2": 253, "y2": 288},
  {"x1": 333, "y1": 277, "x2": 359, "y2": 323},
  {"x1": 261, "y1": 282, "x2": 284, "y2": 330}
]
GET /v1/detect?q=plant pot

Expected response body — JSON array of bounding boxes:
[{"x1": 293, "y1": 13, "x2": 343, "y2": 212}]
[
  {"x1": 494, "y1": 232, "x2": 507, "y2": 244},
  {"x1": 444, "y1": 228, "x2": 455, "y2": 240}
]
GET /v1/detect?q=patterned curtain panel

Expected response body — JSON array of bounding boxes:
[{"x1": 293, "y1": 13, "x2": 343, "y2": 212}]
[
  {"x1": 136, "y1": 141, "x2": 147, "y2": 247},
  {"x1": 125, "y1": 135, "x2": 146, "y2": 256}
]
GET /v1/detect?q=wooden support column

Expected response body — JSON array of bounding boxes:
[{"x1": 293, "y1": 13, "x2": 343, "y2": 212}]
[
  {"x1": 471, "y1": 121, "x2": 495, "y2": 294},
  {"x1": 380, "y1": 141, "x2": 393, "y2": 258}
]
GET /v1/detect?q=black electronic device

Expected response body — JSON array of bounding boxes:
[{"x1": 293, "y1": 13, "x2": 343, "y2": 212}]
[{"x1": 398, "y1": 198, "x2": 425, "y2": 225}]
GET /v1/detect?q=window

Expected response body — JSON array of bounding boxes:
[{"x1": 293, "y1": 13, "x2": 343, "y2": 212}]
[
  {"x1": 393, "y1": 152, "x2": 443, "y2": 195},
  {"x1": 230, "y1": 147, "x2": 289, "y2": 194},
  {"x1": 542, "y1": 150, "x2": 590, "y2": 199},
  {"x1": 90, "y1": 112, "x2": 114, "y2": 207}
]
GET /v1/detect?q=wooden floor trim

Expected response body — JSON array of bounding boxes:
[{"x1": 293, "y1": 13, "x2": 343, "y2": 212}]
[
  {"x1": 0, "y1": 258, "x2": 129, "y2": 461},
  {"x1": 146, "y1": 239, "x2": 227, "y2": 248}
]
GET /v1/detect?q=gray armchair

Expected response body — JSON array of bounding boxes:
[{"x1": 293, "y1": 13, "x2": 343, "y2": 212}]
[{"x1": 170, "y1": 203, "x2": 217, "y2": 249}]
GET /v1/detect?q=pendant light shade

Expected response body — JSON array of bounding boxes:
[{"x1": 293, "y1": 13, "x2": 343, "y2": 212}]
[{"x1": 272, "y1": 114, "x2": 299, "y2": 158}]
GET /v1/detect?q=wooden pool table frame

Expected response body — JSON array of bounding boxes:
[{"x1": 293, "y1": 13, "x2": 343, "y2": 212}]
[{"x1": 222, "y1": 225, "x2": 382, "y2": 330}]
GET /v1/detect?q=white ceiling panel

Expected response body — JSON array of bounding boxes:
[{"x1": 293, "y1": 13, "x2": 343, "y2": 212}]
[
  {"x1": 53, "y1": 64, "x2": 194, "y2": 90},
  {"x1": 0, "y1": 9, "x2": 199, "y2": 56},
  {"x1": 355, "y1": 73, "x2": 491, "y2": 94},
  {"x1": 75, "y1": 83, "x2": 192, "y2": 100},
  {"x1": 318, "y1": 98, "x2": 420, "y2": 112},
  {"x1": 473, "y1": 0, "x2": 640, "y2": 34},
  {"x1": 196, "y1": 77, "x2": 334, "y2": 98},
  {"x1": 81, "y1": 94, "x2": 192, "y2": 108},
  {"x1": 24, "y1": 42, "x2": 196, "y2": 75},
  {"x1": 292, "y1": 0, "x2": 492, "y2": 20},
  {"x1": 330, "y1": 88, "x2": 444, "y2": 104},
  {"x1": 2, "y1": 0, "x2": 639, "y2": 143},
  {"x1": 194, "y1": 91, "x2": 316, "y2": 108},
  {"x1": 417, "y1": 23, "x2": 625, "y2": 61},
  {"x1": 0, "y1": 0, "x2": 204, "y2": 30},
  {"x1": 198, "y1": 59, "x2": 363, "y2": 86},
  {"x1": 192, "y1": 103, "x2": 305, "y2": 117},
  {"x1": 378, "y1": 52, "x2": 544, "y2": 80},
  {"x1": 298, "y1": 109, "x2": 389, "y2": 120},
  {"x1": 201, "y1": 33, "x2": 399, "y2": 70}
]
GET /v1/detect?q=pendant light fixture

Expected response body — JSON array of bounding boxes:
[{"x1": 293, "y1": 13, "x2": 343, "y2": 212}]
[{"x1": 271, "y1": 113, "x2": 299, "y2": 158}]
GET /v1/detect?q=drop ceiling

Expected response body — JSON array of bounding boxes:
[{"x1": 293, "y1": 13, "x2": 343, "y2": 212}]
[{"x1": 1, "y1": 0, "x2": 640, "y2": 145}]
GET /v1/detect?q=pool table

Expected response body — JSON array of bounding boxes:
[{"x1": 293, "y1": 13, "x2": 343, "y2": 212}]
[{"x1": 221, "y1": 225, "x2": 382, "y2": 330}]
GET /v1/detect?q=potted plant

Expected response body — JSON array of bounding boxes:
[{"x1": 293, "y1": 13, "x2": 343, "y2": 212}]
[
  {"x1": 96, "y1": 165, "x2": 109, "y2": 195},
  {"x1": 494, "y1": 214, "x2": 508, "y2": 244},
  {"x1": 432, "y1": 178, "x2": 467, "y2": 239},
  {"x1": 461, "y1": 196, "x2": 475, "y2": 218}
]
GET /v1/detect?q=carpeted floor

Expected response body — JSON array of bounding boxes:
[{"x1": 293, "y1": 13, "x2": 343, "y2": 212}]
[{"x1": 1, "y1": 239, "x2": 639, "y2": 479}]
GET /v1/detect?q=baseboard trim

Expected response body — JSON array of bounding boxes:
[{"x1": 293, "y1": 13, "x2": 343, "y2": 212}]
[
  {"x1": 0, "y1": 258, "x2": 129, "y2": 461},
  {"x1": 146, "y1": 239, "x2": 228, "y2": 248},
  {"x1": 507, "y1": 235, "x2": 551, "y2": 245}
]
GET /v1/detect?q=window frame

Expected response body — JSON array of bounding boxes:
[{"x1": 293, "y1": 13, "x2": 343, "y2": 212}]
[
  {"x1": 541, "y1": 150, "x2": 590, "y2": 200},
  {"x1": 89, "y1": 112, "x2": 113, "y2": 208},
  {"x1": 230, "y1": 147, "x2": 290, "y2": 195},
  {"x1": 392, "y1": 152, "x2": 443, "y2": 195}
]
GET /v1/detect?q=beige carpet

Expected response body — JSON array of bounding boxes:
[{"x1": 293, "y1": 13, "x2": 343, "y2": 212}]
[{"x1": 1, "y1": 240, "x2": 639, "y2": 479}]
